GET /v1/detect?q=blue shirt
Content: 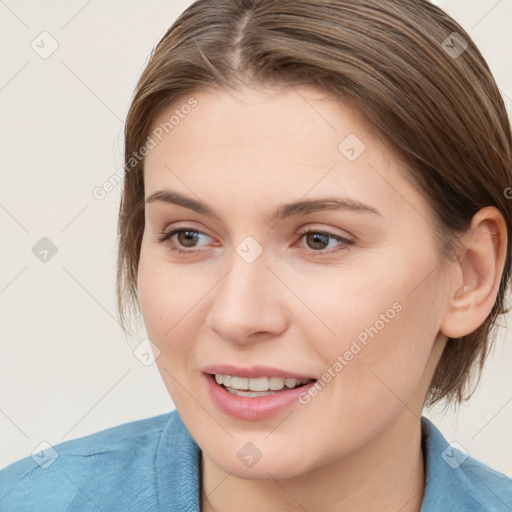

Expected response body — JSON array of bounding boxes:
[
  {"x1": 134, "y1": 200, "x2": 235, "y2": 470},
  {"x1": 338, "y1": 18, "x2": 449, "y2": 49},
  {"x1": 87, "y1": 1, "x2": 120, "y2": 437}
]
[{"x1": 1, "y1": 409, "x2": 510, "y2": 511}]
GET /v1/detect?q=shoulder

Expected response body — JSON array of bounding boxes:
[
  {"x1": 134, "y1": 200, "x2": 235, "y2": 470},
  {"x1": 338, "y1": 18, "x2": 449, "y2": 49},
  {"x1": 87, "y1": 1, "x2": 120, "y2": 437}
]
[
  {"x1": 421, "y1": 416, "x2": 512, "y2": 512},
  {"x1": 0, "y1": 411, "x2": 175, "y2": 511}
]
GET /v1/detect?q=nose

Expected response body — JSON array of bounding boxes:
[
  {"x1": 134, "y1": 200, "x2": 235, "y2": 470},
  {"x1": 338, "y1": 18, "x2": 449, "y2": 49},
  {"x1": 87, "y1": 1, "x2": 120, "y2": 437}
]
[{"x1": 205, "y1": 250, "x2": 288, "y2": 345}]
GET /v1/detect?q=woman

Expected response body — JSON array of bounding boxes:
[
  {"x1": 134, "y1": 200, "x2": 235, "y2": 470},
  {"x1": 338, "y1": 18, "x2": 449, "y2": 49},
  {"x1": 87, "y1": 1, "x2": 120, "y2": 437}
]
[{"x1": 1, "y1": 0, "x2": 511, "y2": 510}]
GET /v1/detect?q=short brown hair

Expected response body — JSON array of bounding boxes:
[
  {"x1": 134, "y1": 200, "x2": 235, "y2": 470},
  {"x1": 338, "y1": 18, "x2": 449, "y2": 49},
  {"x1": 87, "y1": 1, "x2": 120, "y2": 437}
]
[{"x1": 117, "y1": 0, "x2": 512, "y2": 407}]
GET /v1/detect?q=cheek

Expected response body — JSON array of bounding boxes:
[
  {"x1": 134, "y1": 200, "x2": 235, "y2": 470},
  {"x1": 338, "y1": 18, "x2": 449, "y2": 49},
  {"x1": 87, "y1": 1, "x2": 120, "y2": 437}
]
[
  {"x1": 137, "y1": 243, "x2": 218, "y2": 388},
  {"x1": 137, "y1": 247, "x2": 199, "y2": 405},
  {"x1": 349, "y1": 302, "x2": 440, "y2": 413},
  {"x1": 311, "y1": 261, "x2": 442, "y2": 409},
  {"x1": 137, "y1": 260, "x2": 169, "y2": 339},
  {"x1": 137, "y1": 244, "x2": 202, "y2": 339}
]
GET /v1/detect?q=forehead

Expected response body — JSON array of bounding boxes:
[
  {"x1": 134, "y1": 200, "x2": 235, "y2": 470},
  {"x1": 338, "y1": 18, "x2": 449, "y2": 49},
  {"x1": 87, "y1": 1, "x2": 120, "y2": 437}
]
[
  {"x1": 146, "y1": 85, "x2": 374, "y2": 165},
  {"x1": 143, "y1": 86, "x2": 430, "y2": 223}
]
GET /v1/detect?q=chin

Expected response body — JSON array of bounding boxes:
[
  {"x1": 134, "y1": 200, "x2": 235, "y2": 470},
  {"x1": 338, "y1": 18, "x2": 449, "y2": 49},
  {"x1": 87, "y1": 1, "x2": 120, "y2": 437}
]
[{"x1": 205, "y1": 438, "x2": 316, "y2": 481}]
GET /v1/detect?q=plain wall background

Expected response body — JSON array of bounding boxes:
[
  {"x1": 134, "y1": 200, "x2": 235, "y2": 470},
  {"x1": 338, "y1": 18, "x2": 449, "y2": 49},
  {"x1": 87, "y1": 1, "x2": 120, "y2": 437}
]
[{"x1": 1, "y1": 0, "x2": 511, "y2": 474}]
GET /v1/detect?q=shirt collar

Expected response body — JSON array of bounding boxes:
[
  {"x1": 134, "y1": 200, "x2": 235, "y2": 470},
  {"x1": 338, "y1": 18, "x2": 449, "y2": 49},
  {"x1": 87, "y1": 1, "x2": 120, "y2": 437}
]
[
  {"x1": 156, "y1": 410, "x2": 511, "y2": 512},
  {"x1": 156, "y1": 410, "x2": 201, "y2": 511},
  {"x1": 420, "y1": 415, "x2": 511, "y2": 511}
]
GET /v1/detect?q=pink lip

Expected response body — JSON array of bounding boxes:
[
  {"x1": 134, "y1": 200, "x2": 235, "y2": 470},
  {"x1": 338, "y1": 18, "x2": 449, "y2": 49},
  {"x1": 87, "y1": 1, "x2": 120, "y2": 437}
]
[
  {"x1": 202, "y1": 373, "x2": 317, "y2": 421},
  {"x1": 202, "y1": 364, "x2": 316, "y2": 380}
]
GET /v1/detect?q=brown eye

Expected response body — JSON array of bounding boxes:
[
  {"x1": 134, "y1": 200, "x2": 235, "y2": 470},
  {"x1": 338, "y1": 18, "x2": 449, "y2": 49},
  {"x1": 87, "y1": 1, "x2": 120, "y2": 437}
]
[
  {"x1": 298, "y1": 229, "x2": 354, "y2": 254},
  {"x1": 156, "y1": 227, "x2": 211, "y2": 253},
  {"x1": 176, "y1": 230, "x2": 203, "y2": 248}
]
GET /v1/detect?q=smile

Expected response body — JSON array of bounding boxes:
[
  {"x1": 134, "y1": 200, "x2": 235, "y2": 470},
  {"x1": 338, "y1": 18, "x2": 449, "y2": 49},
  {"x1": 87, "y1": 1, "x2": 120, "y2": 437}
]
[
  {"x1": 204, "y1": 372, "x2": 317, "y2": 420},
  {"x1": 214, "y1": 374, "x2": 312, "y2": 396}
]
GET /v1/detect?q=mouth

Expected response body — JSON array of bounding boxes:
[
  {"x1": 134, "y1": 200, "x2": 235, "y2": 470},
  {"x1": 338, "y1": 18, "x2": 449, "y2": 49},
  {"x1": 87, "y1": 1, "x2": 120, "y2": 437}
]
[
  {"x1": 202, "y1": 364, "x2": 318, "y2": 420},
  {"x1": 211, "y1": 373, "x2": 316, "y2": 397}
]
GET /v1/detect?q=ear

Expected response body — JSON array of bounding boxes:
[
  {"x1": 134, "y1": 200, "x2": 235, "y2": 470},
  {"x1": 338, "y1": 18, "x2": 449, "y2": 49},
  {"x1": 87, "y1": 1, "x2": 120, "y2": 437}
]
[{"x1": 440, "y1": 206, "x2": 508, "y2": 339}]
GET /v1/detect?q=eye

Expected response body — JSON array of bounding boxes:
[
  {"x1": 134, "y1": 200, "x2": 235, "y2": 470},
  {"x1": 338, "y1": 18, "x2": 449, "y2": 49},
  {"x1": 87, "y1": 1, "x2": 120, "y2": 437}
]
[
  {"x1": 296, "y1": 228, "x2": 354, "y2": 254},
  {"x1": 156, "y1": 227, "x2": 212, "y2": 254},
  {"x1": 155, "y1": 226, "x2": 354, "y2": 255}
]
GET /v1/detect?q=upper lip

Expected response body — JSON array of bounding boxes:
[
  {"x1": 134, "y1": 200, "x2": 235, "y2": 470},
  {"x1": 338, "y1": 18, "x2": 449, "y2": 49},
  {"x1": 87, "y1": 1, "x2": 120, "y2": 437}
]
[{"x1": 203, "y1": 364, "x2": 317, "y2": 380}]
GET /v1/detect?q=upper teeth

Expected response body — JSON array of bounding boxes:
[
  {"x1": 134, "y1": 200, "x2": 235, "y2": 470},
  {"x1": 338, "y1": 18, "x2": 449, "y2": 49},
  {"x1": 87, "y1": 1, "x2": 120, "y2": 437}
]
[{"x1": 214, "y1": 374, "x2": 310, "y2": 391}]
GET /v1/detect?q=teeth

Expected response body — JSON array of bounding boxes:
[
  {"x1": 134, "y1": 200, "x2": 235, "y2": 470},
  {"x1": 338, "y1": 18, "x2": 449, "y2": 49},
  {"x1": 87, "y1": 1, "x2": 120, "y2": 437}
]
[
  {"x1": 226, "y1": 388, "x2": 275, "y2": 397},
  {"x1": 269, "y1": 377, "x2": 285, "y2": 390},
  {"x1": 247, "y1": 377, "x2": 269, "y2": 391},
  {"x1": 214, "y1": 374, "x2": 310, "y2": 391},
  {"x1": 284, "y1": 378, "x2": 297, "y2": 388}
]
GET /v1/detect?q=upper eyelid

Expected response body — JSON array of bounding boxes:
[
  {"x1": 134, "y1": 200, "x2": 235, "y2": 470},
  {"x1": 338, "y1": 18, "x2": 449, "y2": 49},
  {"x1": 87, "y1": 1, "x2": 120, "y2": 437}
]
[
  {"x1": 161, "y1": 224, "x2": 349, "y2": 239},
  {"x1": 159, "y1": 227, "x2": 213, "y2": 248}
]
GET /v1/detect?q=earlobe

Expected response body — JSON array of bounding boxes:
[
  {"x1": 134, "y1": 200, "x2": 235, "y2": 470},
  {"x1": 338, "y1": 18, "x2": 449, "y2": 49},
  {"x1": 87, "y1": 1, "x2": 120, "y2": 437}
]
[{"x1": 440, "y1": 206, "x2": 507, "y2": 339}]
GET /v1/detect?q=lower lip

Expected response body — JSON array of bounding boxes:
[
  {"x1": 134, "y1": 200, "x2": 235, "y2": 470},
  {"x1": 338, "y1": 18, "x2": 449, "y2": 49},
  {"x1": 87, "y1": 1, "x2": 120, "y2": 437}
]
[{"x1": 203, "y1": 373, "x2": 316, "y2": 421}]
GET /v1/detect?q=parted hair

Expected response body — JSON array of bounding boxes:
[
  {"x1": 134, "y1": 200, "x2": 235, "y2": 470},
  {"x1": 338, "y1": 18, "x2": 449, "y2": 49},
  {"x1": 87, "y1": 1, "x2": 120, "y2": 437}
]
[{"x1": 117, "y1": 0, "x2": 512, "y2": 407}]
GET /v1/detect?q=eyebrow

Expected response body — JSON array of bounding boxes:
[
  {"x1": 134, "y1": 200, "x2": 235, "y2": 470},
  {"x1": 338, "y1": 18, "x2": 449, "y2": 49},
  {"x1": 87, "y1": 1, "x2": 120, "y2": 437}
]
[{"x1": 145, "y1": 190, "x2": 383, "y2": 221}]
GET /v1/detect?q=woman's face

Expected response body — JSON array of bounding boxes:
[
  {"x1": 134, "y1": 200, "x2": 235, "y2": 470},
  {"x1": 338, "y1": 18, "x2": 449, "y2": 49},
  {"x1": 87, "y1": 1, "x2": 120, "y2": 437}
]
[{"x1": 138, "y1": 85, "x2": 452, "y2": 479}]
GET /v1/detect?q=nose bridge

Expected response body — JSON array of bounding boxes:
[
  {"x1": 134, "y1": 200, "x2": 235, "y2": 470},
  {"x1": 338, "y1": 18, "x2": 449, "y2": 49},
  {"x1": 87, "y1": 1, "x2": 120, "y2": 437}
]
[
  {"x1": 207, "y1": 240, "x2": 286, "y2": 342},
  {"x1": 219, "y1": 246, "x2": 269, "y2": 317},
  {"x1": 221, "y1": 231, "x2": 269, "y2": 300}
]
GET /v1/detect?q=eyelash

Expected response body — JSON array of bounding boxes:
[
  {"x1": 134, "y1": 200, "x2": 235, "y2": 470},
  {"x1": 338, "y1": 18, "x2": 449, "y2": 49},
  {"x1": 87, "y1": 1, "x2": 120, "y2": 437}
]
[{"x1": 156, "y1": 227, "x2": 354, "y2": 256}]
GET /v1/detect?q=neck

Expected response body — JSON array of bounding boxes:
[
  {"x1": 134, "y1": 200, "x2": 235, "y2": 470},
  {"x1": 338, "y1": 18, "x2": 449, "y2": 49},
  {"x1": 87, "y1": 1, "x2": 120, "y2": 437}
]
[{"x1": 201, "y1": 411, "x2": 426, "y2": 512}]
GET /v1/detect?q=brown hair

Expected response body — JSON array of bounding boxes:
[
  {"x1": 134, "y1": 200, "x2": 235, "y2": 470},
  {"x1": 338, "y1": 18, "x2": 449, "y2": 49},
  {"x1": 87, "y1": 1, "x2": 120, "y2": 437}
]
[{"x1": 117, "y1": 0, "x2": 512, "y2": 407}]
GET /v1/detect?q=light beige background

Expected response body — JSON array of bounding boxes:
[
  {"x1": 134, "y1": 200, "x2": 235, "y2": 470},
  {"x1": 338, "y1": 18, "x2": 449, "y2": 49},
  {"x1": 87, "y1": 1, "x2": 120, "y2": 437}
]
[{"x1": 1, "y1": 0, "x2": 511, "y2": 474}]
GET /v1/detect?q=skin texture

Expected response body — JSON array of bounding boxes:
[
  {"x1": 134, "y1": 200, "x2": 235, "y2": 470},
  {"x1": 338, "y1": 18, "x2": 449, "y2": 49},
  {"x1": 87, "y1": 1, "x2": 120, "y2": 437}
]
[{"x1": 137, "y1": 86, "x2": 507, "y2": 512}]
